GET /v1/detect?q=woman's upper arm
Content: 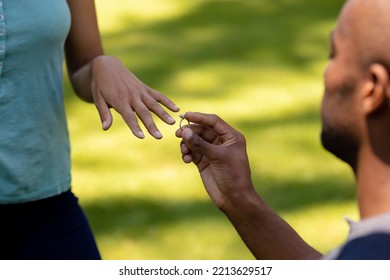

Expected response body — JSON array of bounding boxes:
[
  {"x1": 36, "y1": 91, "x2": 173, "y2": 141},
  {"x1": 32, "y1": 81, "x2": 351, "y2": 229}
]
[{"x1": 65, "y1": 0, "x2": 104, "y2": 76}]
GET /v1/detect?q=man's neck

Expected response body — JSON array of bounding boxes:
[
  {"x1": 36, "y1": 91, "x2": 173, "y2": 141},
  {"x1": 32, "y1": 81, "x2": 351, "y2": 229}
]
[{"x1": 356, "y1": 146, "x2": 390, "y2": 219}]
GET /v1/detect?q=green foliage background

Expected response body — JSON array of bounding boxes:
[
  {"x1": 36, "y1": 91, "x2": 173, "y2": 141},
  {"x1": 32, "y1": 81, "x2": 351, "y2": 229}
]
[{"x1": 64, "y1": 0, "x2": 357, "y2": 259}]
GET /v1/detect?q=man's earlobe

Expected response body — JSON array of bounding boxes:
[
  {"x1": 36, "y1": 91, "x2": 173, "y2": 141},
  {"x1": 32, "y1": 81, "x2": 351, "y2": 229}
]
[{"x1": 363, "y1": 63, "x2": 388, "y2": 115}]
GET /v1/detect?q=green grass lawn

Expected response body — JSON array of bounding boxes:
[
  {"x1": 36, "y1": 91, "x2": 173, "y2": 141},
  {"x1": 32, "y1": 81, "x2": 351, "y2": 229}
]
[{"x1": 64, "y1": 0, "x2": 357, "y2": 259}]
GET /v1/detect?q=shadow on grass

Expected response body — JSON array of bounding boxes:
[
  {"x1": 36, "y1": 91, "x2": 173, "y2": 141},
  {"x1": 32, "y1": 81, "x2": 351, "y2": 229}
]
[
  {"x1": 82, "y1": 197, "x2": 221, "y2": 239},
  {"x1": 257, "y1": 174, "x2": 355, "y2": 212},
  {"x1": 82, "y1": 172, "x2": 354, "y2": 239}
]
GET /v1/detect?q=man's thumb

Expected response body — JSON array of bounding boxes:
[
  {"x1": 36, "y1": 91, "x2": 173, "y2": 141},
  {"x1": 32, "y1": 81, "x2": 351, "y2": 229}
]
[{"x1": 182, "y1": 128, "x2": 217, "y2": 159}]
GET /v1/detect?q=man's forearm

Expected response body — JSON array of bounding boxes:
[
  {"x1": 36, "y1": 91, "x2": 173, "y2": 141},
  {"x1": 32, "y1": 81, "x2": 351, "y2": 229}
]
[{"x1": 223, "y1": 189, "x2": 322, "y2": 260}]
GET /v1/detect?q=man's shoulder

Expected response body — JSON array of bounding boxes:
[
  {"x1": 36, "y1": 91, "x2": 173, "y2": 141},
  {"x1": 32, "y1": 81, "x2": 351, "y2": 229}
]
[{"x1": 337, "y1": 233, "x2": 390, "y2": 260}]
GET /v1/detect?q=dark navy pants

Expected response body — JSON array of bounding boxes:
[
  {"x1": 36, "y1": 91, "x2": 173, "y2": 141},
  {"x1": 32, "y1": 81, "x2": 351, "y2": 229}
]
[{"x1": 0, "y1": 191, "x2": 101, "y2": 260}]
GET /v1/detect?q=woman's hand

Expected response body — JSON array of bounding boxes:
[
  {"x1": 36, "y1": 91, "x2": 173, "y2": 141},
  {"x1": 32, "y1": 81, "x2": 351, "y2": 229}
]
[{"x1": 90, "y1": 56, "x2": 180, "y2": 139}]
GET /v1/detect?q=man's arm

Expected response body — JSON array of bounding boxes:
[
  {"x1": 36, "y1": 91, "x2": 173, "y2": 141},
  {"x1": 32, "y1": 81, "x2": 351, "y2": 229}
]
[
  {"x1": 222, "y1": 188, "x2": 321, "y2": 259},
  {"x1": 176, "y1": 112, "x2": 322, "y2": 259}
]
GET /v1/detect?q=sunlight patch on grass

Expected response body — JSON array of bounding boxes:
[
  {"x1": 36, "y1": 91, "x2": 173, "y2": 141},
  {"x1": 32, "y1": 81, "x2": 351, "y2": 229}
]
[
  {"x1": 95, "y1": 0, "x2": 209, "y2": 33},
  {"x1": 174, "y1": 67, "x2": 224, "y2": 95},
  {"x1": 168, "y1": 62, "x2": 325, "y2": 123}
]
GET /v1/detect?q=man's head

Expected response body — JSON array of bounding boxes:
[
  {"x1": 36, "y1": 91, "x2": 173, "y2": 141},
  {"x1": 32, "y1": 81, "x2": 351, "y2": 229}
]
[{"x1": 321, "y1": 0, "x2": 390, "y2": 171}]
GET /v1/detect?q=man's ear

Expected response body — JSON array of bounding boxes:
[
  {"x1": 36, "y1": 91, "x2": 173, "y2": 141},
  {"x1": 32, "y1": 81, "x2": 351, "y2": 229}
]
[{"x1": 363, "y1": 63, "x2": 389, "y2": 115}]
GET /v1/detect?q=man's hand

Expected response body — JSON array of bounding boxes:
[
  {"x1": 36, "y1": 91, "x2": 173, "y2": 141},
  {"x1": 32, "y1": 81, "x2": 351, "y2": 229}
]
[
  {"x1": 176, "y1": 112, "x2": 254, "y2": 211},
  {"x1": 176, "y1": 112, "x2": 322, "y2": 260}
]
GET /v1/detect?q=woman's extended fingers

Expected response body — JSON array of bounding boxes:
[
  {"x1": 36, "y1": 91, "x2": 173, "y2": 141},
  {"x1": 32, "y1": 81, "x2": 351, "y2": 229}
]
[
  {"x1": 118, "y1": 106, "x2": 146, "y2": 139},
  {"x1": 92, "y1": 89, "x2": 113, "y2": 131},
  {"x1": 90, "y1": 56, "x2": 180, "y2": 139},
  {"x1": 147, "y1": 88, "x2": 180, "y2": 124}
]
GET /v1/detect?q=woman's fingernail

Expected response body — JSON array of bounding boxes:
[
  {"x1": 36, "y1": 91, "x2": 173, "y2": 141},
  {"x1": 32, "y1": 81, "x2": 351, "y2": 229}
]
[
  {"x1": 154, "y1": 131, "x2": 163, "y2": 139},
  {"x1": 138, "y1": 131, "x2": 145, "y2": 139},
  {"x1": 102, "y1": 121, "x2": 109, "y2": 130}
]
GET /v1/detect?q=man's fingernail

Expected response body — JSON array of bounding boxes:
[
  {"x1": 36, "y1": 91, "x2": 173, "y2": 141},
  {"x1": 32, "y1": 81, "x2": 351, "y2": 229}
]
[{"x1": 182, "y1": 128, "x2": 193, "y2": 138}]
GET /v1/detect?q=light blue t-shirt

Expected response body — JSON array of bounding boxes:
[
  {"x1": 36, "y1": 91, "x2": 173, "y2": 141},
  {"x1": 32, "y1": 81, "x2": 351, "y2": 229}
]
[{"x1": 0, "y1": 0, "x2": 72, "y2": 203}]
